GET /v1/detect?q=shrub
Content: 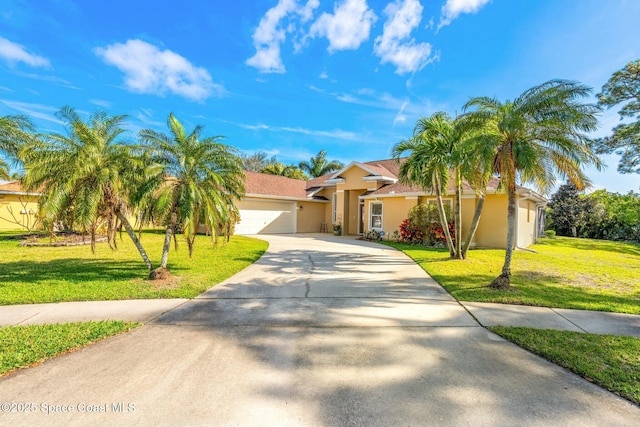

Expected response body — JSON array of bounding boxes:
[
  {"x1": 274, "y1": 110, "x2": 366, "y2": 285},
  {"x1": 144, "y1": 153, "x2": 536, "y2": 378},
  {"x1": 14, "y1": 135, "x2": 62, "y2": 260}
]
[{"x1": 399, "y1": 203, "x2": 455, "y2": 245}]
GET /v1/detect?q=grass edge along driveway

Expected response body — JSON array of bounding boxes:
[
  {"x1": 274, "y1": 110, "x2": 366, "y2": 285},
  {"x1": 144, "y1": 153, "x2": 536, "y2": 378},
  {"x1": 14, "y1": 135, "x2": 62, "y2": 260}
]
[
  {"x1": 490, "y1": 326, "x2": 640, "y2": 406},
  {"x1": 385, "y1": 236, "x2": 640, "y2": 315},
  {"x1": 0, "y1": 232, "x2": 268, "y2": 305},
  {"x1": 0, "y1": 321, "x2": 141, "y2": 377}
]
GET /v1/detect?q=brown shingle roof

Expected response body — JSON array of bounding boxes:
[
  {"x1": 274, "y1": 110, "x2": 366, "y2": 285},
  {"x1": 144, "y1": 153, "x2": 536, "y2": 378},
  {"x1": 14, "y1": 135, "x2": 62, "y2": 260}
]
[
  {"x1": 0, "y1": 181, "x2": 35, "y2": 195},
  {"x1": 0, "y1": 181, "x2": 23, "y2": 192},
  {"x1": 244, "y1": 171, "x2": 310, "y2": 199}
]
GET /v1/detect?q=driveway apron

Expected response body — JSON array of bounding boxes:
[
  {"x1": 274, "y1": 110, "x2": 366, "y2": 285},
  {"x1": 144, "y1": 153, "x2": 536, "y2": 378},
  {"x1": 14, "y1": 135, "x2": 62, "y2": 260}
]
[{"x1": 1, "y1": 235, "x2": 639, "y2": 427}]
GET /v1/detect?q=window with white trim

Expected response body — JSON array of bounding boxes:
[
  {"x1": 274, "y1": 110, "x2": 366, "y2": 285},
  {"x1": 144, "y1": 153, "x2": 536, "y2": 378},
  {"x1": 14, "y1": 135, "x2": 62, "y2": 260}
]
[
  {"x1": 427, "y1": 198, "x2": 452, "y2": 209},
  {"x1": 332, "y1": 193, "x2": 337, "y2": 223},
  {"x1": 370, "y1": 201, "x2": 383, "y2": 231}
]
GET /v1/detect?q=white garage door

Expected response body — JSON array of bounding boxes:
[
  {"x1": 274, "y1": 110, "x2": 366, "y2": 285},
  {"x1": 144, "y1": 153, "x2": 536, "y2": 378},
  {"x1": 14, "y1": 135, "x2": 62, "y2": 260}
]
[{"x1": 235, "y1": 199, "x2": 296, "y2": 235}]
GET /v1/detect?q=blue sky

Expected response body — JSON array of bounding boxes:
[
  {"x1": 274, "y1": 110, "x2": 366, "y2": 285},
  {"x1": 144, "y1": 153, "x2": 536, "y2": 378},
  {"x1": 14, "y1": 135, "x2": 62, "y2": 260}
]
[{"x1": 1, "y1": 0, "x2": 639, "y2": 194}]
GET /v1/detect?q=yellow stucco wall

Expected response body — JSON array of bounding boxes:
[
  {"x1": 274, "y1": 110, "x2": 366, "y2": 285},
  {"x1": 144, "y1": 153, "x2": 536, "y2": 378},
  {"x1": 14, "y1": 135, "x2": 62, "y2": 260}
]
[
  {"x1": 339, "y1": 167, "x2": 371, "y2": 191},
  {"x1": 472, "y1": 194, "x2": 508, "y2": 248},
  {"x1": 296, "y1": 201, "x2": 328, "y2": 233},
  {"x1": 377, "y1": 197, "x2": 418, "y2": 235},
  {"x1": 0, "y1": 194, "x2": 41, "y2": 231}
]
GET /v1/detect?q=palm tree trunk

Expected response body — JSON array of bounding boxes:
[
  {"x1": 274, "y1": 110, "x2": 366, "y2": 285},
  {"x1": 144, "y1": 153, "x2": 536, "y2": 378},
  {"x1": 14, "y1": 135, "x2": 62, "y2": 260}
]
[
  {"x1": 116, "y1": 211, "x2": 153, "y2": 272},
  {"x1": 434, "y1": 174, "x2": 455, "y2": 257},
  {"x1": 454, "y1": 169, "x2": 463, "y2": 259},
  {"x1": 160, "y1": 211, "x2": 177, "y2": 269},
  {"x1": 490, "y1": 183, "x2": 517, "y2": 289},
  {"x1": 461, "y1": 193, "x2": 485, "y2": 258}
]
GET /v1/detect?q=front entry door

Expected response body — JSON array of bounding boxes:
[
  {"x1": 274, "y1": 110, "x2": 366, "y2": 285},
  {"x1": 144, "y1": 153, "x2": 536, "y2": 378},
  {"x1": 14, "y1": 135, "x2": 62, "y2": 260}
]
[{"x1": 359, "y1": 201, "x2": 364, "y2": 234}]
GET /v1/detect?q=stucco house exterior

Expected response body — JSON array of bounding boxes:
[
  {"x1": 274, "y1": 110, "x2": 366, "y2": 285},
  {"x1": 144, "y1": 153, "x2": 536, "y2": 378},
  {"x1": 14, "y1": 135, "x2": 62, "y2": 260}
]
[
  {"x1": 0, "y1": 180, "x2": 40, "y2": 231},
  {"x1": 236, "y1": 158, "x2": 547, "y2": 249},
  {"x1": 0, "y1": 158, "x2": 547, "y2": 249}
]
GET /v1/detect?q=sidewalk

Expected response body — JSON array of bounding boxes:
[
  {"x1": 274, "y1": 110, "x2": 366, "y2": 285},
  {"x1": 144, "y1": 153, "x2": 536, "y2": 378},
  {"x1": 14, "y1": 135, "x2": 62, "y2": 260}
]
[
  {"x1": 462, "y1": 301, "x2": 640, "y2": 338},
  {"x1": 0, "y1": 299, "x2": 188, "y2": 326},
  {"x1": 1, "y1": 298, "x2": 639, "y2": 338}
]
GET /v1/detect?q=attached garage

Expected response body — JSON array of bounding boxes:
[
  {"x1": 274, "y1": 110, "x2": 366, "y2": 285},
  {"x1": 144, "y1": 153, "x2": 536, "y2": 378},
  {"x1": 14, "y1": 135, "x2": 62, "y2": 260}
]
[{"x1": 234, "y1": 198, "x2": 296, "y2": 235}]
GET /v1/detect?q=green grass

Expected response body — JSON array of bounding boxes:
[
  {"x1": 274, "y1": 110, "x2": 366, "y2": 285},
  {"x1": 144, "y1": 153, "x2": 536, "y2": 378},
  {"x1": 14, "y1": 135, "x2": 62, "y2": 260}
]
[
  {"x1": 490, "y1": 326, "x2": 640, "y2": 405},
  {"x1": 385, "y1": 237, "x2": 640, "y2": 314},
  {"x1": 0, "y1": 321, "x2": 140, "y2": 376},
  {"x1": 0, "y1": 231, "x2": 268, "y2": 305}
]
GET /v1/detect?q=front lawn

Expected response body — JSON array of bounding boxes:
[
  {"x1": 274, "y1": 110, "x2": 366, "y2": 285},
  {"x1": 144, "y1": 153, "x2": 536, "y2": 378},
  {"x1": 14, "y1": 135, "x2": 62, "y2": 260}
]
[
  {"x1": 386, "y1": 237, "x2": 640, "y2": 314},
  {"x1": 0, "y1": 321, "x2": 140, "y2": 376},
  {"x1": 490, "y1": 326, "x2": 640, "y2": 405},
  {"x1": 0, "y1": 231, "x2": 268, "y2": 305}
]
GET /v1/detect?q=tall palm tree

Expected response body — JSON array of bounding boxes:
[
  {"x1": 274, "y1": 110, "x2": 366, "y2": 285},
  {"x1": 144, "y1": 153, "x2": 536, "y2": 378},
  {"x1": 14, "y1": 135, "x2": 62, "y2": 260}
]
[
  {"x1": 22, "y1": 106, "x2": 153, "y2": 272},
  {"x1": 299, "y1": 150, "x2": 343, "y2": 178},
  {"x1": 139, "y1": 113, "x2": 245, "y2": 278},
  {"x1": 464, "y1": 79, "x2": 602, "y2": 289}
]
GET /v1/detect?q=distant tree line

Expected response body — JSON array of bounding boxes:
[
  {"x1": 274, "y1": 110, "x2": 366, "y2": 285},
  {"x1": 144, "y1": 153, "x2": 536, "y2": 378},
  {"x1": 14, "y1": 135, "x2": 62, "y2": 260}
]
[
  {"x1": 547, "y1": 182, "x2": 640, "y2": 243},
  {"x1": 240, "y1": 149, "x2": 343, "y2": 180}
]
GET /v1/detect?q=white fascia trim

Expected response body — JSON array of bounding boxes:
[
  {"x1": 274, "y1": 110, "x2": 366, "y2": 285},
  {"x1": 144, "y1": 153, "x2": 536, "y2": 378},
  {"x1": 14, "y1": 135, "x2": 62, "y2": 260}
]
[
  {"x1": 362, "y1": 175, "x2": 397, "y2": 183},
  {"x1": 359, "y1": 192, "x2": 424, "y2": 200},
  {"x1": 516, "y1": 188, "x2": 548, "y2": 204},
  {"x1": 324, "y1": 178, "x2": 346, "y2": 184},
  {"x1": 0, "y1": 190, "x2": 41, "y2": 196},
  {"x1": 243, "y1": 194, "x2": 329, "y2": 203},
  {"x1": 307, "y1": 187, "x2": 322, "y2": 198}
]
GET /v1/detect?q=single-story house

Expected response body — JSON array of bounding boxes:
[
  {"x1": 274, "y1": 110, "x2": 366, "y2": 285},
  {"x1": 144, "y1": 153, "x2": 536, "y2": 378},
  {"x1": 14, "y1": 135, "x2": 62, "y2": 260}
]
[
  {"x1": 237, "y1": 158, "x2": 547, "y2": 248},
  {"x1": 1, "y1": 158, "x2": 548, "y2": 248},
  {"x1": 0, "y1": 180, "x2": 40, "y2": 231}
]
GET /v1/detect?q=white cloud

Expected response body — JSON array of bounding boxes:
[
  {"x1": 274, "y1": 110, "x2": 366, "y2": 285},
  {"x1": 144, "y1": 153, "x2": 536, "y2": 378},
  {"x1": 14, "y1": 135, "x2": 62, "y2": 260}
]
[
  {"x1": 0, "y1": 100, "x2": 59, "y2": 124},
  {"x1": 89, "y1": 99, "x2": 112, "y2": 108},
  {"x1": 393, "y1": 99, "x2": 409, "y2": 125},
  {"x1": 438, "y1": 0, "x2": 491, "y2": 29},
  {"x1": 0, "y1": 37, "x2": 50, "y2": 68},
  {"x1": 237, "y1": 121, "x2": 360, "y2": 141},
  {"x1": 95, "y1": 39, "x2": 221, "y2": 102},
  {"x1": 246, "y1": 0, "x2": 320, "y2": 73},
  {"x1": 309, "y1": 0, "x2": 377, "y2": 53},
  {"x1": 373, "y1": 0, "x2": 434, "y2": 74}
]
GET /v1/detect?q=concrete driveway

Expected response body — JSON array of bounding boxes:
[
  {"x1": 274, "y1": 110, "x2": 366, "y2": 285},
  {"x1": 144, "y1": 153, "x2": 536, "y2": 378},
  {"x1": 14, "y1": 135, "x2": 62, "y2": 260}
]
[{"x1": 1, "y1": 235, "x2": 639, "y2": 426}]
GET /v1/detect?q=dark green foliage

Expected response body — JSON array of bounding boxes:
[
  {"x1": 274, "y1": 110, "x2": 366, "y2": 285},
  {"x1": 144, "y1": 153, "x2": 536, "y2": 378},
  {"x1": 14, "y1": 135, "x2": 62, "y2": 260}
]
[
  {"x1": 547, "y1": 182, "x2": 593, "y2": 237},
  {"x1": 594, "y1": 59, "x2": 640, "y2": 174},
  {"x1": 581, "y1": 190, "x2": 640, "y2": 242},
  {"x1": 548, "y1": 184, "x2": 640, "y2": 243}
]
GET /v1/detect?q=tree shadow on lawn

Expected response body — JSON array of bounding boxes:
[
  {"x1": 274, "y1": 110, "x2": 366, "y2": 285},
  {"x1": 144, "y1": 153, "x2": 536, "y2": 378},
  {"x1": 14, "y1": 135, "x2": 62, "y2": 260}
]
[{"x1": 0, "y1": 258, "x2": 146, "y2": 285}]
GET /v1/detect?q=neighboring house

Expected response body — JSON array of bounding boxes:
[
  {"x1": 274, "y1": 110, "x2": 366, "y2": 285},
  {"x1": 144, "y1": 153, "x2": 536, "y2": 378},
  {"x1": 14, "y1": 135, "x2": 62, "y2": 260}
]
[
  {"x1": 236, "y1": 158, "x2": 547, "y2": 249},
  {"x1": 0, "y1": 181, "x2": 40, "y2": 231}
]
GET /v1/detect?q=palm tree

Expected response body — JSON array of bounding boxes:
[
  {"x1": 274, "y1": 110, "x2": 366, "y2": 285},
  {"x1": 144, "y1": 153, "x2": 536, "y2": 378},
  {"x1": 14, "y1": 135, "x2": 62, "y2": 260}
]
[
  {"x1": 22, "y1": 106, "x2": 153, "y2": 272},
  {"x1": 139, "y1": 113, "x2": 245, "y2": 278},
  {"x1": 1, "y1": 114, "x2": 35, "y2": 177},
  {"x1": 0, "y1": 157, "x2": 9, "y2": 180},
  {"x1": 464, "y1": 79, "x2": 602, "y2": 289},
  {"x1": 299, "y1": 150, "x2": 343, "y2": 178},
  {"x1": 392, "y1": 112, "x2": 460, "y2": 258}
]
